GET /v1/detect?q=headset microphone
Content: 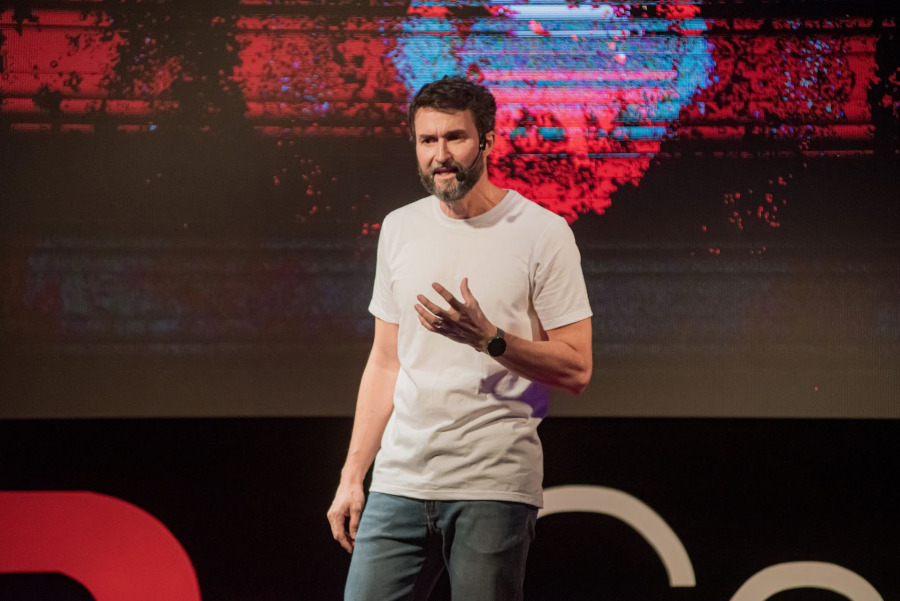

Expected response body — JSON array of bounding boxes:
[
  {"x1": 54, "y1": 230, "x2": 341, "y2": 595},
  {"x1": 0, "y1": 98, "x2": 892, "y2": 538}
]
[{"x1": 454, "y1": 138, "x2": 487, "y2": 182}]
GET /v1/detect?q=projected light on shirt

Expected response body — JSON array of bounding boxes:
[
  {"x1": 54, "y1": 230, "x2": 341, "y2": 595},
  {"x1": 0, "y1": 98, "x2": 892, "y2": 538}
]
[{"x1": 392, "y1": 1, "x2": 715, "y2": 221}]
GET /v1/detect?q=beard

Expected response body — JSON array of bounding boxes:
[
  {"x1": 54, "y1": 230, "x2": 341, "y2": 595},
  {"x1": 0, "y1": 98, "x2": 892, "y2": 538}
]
[{"x1": 418, "y1": 157, "x2": 484, "y2": 203}]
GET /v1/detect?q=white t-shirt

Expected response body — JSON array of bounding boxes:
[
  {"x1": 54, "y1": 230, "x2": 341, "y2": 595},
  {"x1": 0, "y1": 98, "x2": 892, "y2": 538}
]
[{"x1": 367, "y1": 189, "x2": 592, "y2": 507}]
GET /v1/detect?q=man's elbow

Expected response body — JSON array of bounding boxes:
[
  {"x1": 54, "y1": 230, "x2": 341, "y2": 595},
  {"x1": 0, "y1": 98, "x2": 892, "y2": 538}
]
[{"x1": 563, "y1": 364, "x2": 592, "y2": 396}]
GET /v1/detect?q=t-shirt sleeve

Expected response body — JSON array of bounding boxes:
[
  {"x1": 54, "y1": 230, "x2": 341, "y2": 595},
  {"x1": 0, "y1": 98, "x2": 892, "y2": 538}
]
[
  {"x1": 532, "y1": 216, "x2": 593, "y2": 331},
  {"x1": 368, "y1": 213, "x2": 401, "y2": 324}
]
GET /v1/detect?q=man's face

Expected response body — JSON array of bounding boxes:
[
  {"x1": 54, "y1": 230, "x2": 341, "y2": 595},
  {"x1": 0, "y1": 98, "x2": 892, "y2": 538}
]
[{"x1": 413, "y1": 108, "x2": 486, "y2": 203}]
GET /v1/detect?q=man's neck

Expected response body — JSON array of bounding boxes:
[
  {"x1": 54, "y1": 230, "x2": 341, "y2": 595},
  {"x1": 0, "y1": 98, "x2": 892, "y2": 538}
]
[{"x1": 439, "y1": 180, "x2": 507, "y2": 220}]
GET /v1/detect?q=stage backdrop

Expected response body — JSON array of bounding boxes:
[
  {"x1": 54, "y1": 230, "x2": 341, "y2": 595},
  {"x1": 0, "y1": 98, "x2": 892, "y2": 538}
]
[{"x1": 1, "y1": 1, "x2": 898, "y2": 599}]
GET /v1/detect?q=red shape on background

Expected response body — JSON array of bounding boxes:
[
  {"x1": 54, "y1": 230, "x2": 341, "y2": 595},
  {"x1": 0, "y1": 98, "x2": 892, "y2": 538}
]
[{"x1": 0, "y1": 491, "x2": 201, "y2": 601}]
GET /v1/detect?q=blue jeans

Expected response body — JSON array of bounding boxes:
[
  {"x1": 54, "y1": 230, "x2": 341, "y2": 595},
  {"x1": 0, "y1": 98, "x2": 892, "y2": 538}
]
[{"x1": 344, "y1": 492, "x2": 538, "y2": 601}]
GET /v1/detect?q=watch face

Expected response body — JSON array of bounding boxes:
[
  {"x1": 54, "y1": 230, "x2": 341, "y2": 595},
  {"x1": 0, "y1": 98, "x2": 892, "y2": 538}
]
[{"x1": 487, "y1": 337, "x2": 507, "y2": 357}]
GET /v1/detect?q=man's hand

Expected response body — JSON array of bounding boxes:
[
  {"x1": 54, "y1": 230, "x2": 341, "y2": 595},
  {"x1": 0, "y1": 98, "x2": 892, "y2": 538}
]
[
  {"x1": 415, "y1": 278, "x2": 496, "y2": 351},
  {"x1": 327, "y1": 483, "x2": 366, "y2": 553}
]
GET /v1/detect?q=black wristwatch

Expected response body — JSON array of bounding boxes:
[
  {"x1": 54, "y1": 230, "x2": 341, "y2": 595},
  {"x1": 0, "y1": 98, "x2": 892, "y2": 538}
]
[{"x1": 486, "y1": 327, "x2": 507, "y2": 357}]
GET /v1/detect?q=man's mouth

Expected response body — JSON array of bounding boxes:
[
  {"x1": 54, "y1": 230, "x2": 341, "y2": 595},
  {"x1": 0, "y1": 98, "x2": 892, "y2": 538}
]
[{"x1": 432, "y1": 165, "x2": 459, "y2": 179}]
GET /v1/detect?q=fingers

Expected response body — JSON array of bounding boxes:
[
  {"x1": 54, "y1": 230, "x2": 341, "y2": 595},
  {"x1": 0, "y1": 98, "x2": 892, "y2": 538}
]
[
  {"x1": 327, "y1": 489, "x2": 364, "y2": 554},
  {"x1": 416, "y1": 281, "x2": 468, "y2": 321},
  {"x1": 327, "y1": 507, "x2": 354, "y2": 553},
  {"x1": 432, "y1": 281, "x2": 465, "y2": 311},
  {"x1": 415, "y1": 302, "x2": 442, "y2": 331},
  {"x1": 460, "y1": 277, "x2": 475, "y2": 304},
  {"x1": 349, "y1": 505, "x2": 362, "y2": 542},
  {"x1": 416, "y1": 279, "x2": 481, "y2": 333},
  {"x1": 416, "y1": 293, "x2": 445, "y2": 319}
]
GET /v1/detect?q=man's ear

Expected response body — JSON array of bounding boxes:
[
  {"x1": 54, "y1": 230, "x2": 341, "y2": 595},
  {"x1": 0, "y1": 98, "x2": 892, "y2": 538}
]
[{"x1": 482, "y1": 131, "x2": 496, "y2": 155}]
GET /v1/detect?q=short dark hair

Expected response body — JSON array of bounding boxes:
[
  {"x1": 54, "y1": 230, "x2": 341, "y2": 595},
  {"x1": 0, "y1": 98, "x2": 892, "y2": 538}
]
[{"x1": 408, "y1": 75, "x2": 497, "y2": 143}]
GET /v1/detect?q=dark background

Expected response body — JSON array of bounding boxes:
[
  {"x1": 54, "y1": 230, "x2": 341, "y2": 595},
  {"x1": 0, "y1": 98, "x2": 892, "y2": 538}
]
[{"x1": 0, "y1": 418, "x2": 897, "y2": 600}]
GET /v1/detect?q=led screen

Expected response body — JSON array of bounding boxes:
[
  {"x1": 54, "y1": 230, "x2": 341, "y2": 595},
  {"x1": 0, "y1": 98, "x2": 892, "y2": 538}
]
[{"x1": 1, "y1": 0, "x2": 898, "y2": 417}]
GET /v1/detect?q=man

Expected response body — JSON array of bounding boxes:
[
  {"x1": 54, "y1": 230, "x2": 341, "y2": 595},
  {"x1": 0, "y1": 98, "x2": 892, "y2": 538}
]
[{"x1": 327, "y1": 75, "x2": 593, "y2": 600}]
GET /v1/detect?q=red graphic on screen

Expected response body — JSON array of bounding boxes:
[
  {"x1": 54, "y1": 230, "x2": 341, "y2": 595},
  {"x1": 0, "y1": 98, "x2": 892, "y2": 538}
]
[
  {"x1": 0, "y1": 5, "x2": 888, "y2": 224},
  {"x1": 0, "y1": 491, "x2": 201, "y2": 601},
  {"x1": 0, "y1": 4, "x2": 897, "y2": 350}
]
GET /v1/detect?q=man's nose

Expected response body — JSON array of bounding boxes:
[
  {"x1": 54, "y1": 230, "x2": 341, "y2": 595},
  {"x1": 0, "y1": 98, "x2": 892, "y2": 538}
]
[{"x1": 435, "y1": 139, "x2": 450, "y2": 162}]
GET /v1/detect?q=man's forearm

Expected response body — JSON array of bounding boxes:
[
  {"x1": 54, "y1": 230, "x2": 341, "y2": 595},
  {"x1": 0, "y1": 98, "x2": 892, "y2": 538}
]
[
  {"x1": 492, "y1": 319, "x2": 593, "y2": 395},
  {"x1": 494, "y1": 336, "x2": 590, "y2": 394},
  {"x1": 340, "y1": 359, "x2": 398, "y2": 485},
  {"x1": 328, "y1": 318, "x2": 399, "y2": 554}
]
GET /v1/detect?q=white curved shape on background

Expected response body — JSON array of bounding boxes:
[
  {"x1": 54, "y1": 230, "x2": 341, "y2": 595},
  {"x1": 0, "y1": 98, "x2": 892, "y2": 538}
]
[
  {"x1": 730, "y1": 561, "x2": 884, "y2": 601},
  {"x1": 539, "y1": 485, "x2": 695, "y2": 587}
]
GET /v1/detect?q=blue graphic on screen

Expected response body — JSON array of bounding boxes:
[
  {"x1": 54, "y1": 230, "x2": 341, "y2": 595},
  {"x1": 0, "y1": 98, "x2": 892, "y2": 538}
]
[{"x1": 392, "y1": 1, "x2": 715, "y2": 137}]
